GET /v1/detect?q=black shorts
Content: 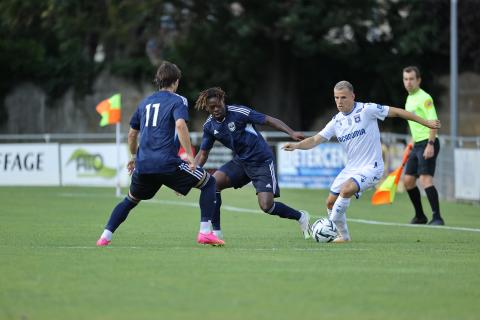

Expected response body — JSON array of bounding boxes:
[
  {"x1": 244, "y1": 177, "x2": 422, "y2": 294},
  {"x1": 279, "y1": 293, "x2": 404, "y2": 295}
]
[
  {"x1": 129, "y1": 162, "x2": 210, "y2": 200},
  {"x1": 405, "y1": 138, "x2": 440, "y2": 177},
  {"x1": 218, "y1": 158, "x2": 280, "y2": 197}
]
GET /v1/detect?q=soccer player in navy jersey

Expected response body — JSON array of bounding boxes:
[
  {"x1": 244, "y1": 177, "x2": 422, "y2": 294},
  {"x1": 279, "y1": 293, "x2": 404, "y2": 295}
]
[
  {"x1": 194, "y1": 87, "x2": 311, "y2": 240},
  {"x1": 96, "y1": 62, "x2": 224, "y2": 247},
  {"x1": 283, "y1": 81, "x2": 440, "y2": 242}
]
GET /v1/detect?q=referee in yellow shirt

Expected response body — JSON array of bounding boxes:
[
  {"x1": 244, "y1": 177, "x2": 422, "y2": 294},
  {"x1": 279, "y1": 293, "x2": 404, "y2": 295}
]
[{"x1": 403, "y1": 66, "x2": 444, "y2": 225}]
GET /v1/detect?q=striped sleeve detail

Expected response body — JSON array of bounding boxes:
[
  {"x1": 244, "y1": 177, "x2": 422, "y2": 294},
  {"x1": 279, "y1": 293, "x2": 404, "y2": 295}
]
[
  {"x1": 174, "y1": 93, "x2": 188, "y2": 107},
  {"x1": 203, "y1": 115, "x2": 212, "y2": 127},
  {"x1": 227, "y1": 105, "x2": 250, "y2": 116}
]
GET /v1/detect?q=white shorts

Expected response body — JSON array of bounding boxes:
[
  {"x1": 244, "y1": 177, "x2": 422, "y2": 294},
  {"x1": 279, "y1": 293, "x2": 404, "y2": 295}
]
[{"x1": 330, "y1": 166, "x2": 384, "y2": 195}]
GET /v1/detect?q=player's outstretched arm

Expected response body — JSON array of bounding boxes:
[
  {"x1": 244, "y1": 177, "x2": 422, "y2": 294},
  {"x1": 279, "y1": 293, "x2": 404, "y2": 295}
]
[
  {"x1": 282, "y1": 134, "x2": 327, "y2": 151},
  {"x1": 127, "y1": 127, "x2": 139, "y2": 175},
  {"x1": 264, "y1": 115, "x2": 304, "y2": 141},
  {"x1": 194, "y1": 149, "x2": 210, "y2": 168},
  {"x1": 387, "y1": 107, "x2": 441, "y2": 129},
  {"x1": 175, "y1": 119, "x2": 195, "y2": 170}
]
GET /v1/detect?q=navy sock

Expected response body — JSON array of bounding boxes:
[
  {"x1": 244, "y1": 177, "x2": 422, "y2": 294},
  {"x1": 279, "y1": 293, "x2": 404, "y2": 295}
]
[
  {"x1": 425, "y1": 186, "x2": 441, "y2": 219},
  {"x1": 105, "y1": 197, "x2": 138, "y2": 232},
  {"x1": 407, "y1": 186, "x2": 425, "y2": 218},
  {"x1": 266, "y1": 202, "x2": 301, "y2": 220},
  {"x1": 199, "y1": 176, "x2": 216, "y2": 222},
  {"x1": 211, "y1": 192, "x2": 222, "y2": 230}
]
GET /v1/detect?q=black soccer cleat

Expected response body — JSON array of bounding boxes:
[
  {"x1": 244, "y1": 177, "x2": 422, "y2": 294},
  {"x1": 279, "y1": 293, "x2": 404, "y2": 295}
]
[
  {"x1": 428, "y1": 217, "x2": 445, "y2": 226},
  {"x1": 410, "y1": 216, "x2": 428, "y2": 224}
]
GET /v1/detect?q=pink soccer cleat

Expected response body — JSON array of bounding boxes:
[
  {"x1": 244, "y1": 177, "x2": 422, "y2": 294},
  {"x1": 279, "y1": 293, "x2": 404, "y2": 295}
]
[
  {"x1": 197, "y1": 232, "x2": 225, "y2": 246},
  {"x1": 96, "y1": 237, "x2": 111, "y2": 246}
]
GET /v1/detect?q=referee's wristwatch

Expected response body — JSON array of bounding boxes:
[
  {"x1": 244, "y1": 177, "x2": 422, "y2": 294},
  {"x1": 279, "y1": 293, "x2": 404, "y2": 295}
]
[
  {"x1": 131, "y1": 154, "x2": 137, "y2": 160},
  {"x1": 427, "y1": 140, "x2": 435, "y2": 146}
]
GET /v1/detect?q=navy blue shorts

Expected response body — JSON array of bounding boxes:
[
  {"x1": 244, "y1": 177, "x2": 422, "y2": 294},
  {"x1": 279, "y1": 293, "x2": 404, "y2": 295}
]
[
  {"x1": 219, "y1": 158, "x2": 280, "y2": 197},
  {"x1": 405, "y1": 138, "x2": 440, "y2": 177},
  {"x1": 130, "y1": 162, "x2": 210, "y2": 200}
]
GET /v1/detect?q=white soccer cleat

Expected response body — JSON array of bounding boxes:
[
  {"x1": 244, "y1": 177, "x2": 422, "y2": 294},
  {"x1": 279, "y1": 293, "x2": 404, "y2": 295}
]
[{"x1": 298, "y1": 210, "x2": 311, "y2": 240}]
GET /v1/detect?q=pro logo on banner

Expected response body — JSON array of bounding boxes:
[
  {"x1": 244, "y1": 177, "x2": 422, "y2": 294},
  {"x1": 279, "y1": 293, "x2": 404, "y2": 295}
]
[{"x1": 61, "y1": 144, "x2": 130, "y2": 186}]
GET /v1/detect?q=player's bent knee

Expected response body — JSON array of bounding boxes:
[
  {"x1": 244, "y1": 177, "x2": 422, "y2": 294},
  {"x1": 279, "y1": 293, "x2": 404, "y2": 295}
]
[
  {"x1": 259, "y1": 200, "x2": 274, "y2": 213},
  {"x1": 196, "y1": 172, "x2": 215, "y2": 190},
  {"x1": 404, "y1": 175, "x2": 416, "y2": 189},
  {"x1": 419, "y1": 175, "x2": 433, "y2": 188},
  {"x1": 127, "y1": 192, "x2": 141, "y2": 203}
]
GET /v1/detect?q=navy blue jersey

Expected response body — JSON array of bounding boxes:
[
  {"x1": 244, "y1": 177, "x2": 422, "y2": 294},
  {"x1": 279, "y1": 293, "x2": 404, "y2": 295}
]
[
  {"x1": 130, "y1": 91, "x2": 189, "y2": 173},
  {"x1": 200, "y1": 105, "x2": 273, "y2": 163}
]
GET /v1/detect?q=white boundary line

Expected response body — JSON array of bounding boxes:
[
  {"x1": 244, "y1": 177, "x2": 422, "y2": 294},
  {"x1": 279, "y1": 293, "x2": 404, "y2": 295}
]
[
  {"x1": 11, "y1": 246, "x2": 367, "y2": 251},
  {"x1": 59, "y1": 193, "x2": 480, "y2": 233}
]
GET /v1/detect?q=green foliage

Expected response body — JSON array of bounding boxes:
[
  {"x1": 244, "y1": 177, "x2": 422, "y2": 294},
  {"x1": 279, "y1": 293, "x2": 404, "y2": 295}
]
[{"x1": 1, "y1": 0, "x2": 478, "y2": 131}]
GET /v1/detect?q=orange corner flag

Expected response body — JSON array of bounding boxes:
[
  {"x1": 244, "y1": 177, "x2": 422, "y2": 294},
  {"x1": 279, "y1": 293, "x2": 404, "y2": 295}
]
[
  {"x1": 96, "y1": 94, "x2": 121, "y2": 127},
  {"x1": 371, "y1": 143, "x2": 413, "y2": 205}
]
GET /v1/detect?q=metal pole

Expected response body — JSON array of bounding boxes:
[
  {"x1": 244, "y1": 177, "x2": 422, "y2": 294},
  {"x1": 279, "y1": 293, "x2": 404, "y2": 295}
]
[
  {"x1": 450, "y1": 0, "x2": 458, "y2": 147},
  {"x1": 115, "y1": 122, "x2": 121, "y2": 197}
]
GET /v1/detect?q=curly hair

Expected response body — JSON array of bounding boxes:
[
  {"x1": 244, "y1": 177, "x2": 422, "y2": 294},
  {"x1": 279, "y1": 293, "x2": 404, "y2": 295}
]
[{"x1": 195, "y1": 87, "x2": 226, "y2": 110}]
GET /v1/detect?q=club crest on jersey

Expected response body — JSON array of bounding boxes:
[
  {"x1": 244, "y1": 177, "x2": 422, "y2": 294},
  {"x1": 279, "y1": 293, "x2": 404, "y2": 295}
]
[
  {"x1": 424, "y1": 99, "x2": 433, "y2": 109},
  {"x1": 354, "y1": 115, "x2": 361, "y2": 123},
  {"x1": 228, "y1": 122, "x2": 236, "y2": 132}
]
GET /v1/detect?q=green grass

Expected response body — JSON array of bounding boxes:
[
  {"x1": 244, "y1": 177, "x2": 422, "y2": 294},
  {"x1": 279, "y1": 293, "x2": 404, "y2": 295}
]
[{"x1": 0, "y1": 186, "x2": 479, "y2": 320}]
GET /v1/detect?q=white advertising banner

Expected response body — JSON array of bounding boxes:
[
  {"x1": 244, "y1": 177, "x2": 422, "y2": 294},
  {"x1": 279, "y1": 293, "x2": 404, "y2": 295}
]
[
  {"x1": 454, "y1": 149, "x2": 480, "y2": 201},
  {"x1": 60, "y1": 143, "x2": 130, "y2": 187},
  {"x1": 0, "y1": 144, "x2": 60, "y2": 186},
  {"x1": 277, "y1": 142, "x2": 347, "y2": 189}
]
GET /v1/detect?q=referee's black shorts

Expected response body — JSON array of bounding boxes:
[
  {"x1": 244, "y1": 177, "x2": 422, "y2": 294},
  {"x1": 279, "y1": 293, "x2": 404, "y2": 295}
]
[
  {"x1": 129, "y1": 162, "x2": 210, "y2": 200},
  {"x1": 405, "y1": 138, "x2": 440, "y2": 177}
]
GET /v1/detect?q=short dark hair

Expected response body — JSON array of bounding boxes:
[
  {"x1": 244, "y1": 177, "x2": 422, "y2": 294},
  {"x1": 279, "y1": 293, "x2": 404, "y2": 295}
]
[
  {"x1": 154, "y1": 61, "x2": 181, "y2": 89},
  {"x1": 195, "y1": 87, "x2": 226, "y2": 110},
  {"x1": 403, "y1": 66, "x2": 421, "y2": 78}
]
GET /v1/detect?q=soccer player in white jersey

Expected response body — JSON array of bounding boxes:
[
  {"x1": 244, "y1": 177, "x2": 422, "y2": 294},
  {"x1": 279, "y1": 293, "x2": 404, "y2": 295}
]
[{"x1": 282, "y1": 81, "x2": 441, "y2": 242}]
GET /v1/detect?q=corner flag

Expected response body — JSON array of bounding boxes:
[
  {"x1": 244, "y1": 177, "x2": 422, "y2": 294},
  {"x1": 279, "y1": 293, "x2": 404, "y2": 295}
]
[
  {"x1": 371, "y1": 143, "x2": 413, "y2": 205},
  {"x1": 96, "y1": 94, "x2": 121, "y2": 126}
]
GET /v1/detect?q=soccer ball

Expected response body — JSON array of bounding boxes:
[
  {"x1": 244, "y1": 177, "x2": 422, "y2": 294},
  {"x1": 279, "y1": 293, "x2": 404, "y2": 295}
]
[{"x1": 310, "y1": 218, "x2": 337, "y2": 243}]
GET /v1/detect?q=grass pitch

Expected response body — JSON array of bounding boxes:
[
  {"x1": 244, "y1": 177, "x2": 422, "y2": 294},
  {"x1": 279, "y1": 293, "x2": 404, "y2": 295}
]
[{"x1": 0, "y1": 186, "x2": 479, "y2": 320}]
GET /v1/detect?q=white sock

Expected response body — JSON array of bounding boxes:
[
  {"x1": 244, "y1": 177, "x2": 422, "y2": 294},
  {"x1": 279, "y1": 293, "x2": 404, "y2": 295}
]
[
  {"x1": 200, "y1": 221, "x2": 212, "y2": 234},
  {"x1": 330, "y1": 196, "x2": 351, "y2": 238},
  {"x1": 327, "y1": 208, "x2": 332, "y2": 219},
  {"x1": 101, "y1": 229, "x2": 113, "y2": 241},
  {"x1": 335, "y1": 214, "x2": 350, "y2": 239},
  {"x1": 213, "y1": 230, "x2": 223, "y2": 240}
]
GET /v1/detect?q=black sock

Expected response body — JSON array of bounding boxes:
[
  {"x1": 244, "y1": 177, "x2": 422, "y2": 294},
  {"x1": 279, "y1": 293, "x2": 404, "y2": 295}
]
[
  {"x1": 407, "y1": 187, "x2": 425, "y2": 218},
  {"x1": 266, "y1": 202, "x2": 301, "y2": 220},
  {"x1": 199, "y1": 176, "x2": 216, "y2": 222},
  {"x1": 211, "y1": 192, "x2": 222, "y2": 230},
  {"x1": 425, "y1": 186, "x2": 441, "y2": 219},
  {"x1": 105, "y1": 197, "x2": 138, "y2": 232}
]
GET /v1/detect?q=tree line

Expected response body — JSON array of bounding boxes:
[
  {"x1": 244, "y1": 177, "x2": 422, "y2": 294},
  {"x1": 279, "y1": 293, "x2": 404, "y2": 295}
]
[{"x1": 1, "y1": 0, "x2": 479, "y2": 130}]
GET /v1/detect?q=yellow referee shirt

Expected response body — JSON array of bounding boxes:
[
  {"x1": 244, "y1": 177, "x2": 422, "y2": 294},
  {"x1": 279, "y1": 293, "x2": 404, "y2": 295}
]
[{"x1": 405, "y1": 88, "x2": 438, "y2": 142}]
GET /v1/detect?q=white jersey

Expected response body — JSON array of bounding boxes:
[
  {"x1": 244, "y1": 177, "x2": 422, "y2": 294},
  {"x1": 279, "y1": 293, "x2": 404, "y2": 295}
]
[{"x1": 319, "y1": 102, "x2": 389, "y2": 170}]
